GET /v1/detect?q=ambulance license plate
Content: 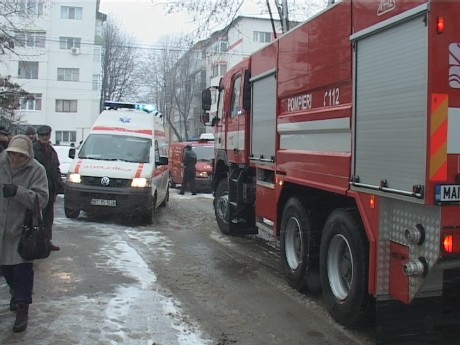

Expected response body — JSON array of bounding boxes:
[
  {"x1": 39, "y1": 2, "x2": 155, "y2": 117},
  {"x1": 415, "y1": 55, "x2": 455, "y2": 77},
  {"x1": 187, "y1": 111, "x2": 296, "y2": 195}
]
[
  {"x1": 435, "y1": 185, "x2": 460, "y2": 203},
  {"x1": 90, "y1": 199, "x2": 116, "y2": 206}
]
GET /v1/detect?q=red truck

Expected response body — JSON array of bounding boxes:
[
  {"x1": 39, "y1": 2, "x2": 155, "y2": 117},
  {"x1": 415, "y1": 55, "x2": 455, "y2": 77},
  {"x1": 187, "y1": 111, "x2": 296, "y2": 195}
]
[
  {"x1": 168, "y1": 139, "x2": 214, "y2": 192},
  {"x1": 202, "y1": 0, "x2": 460, "y2": 341}
]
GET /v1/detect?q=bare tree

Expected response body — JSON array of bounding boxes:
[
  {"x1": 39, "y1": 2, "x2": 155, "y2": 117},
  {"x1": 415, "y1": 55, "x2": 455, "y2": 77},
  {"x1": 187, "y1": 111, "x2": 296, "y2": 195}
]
[
  {"x1": 157, "y1": 0, "x2": 327, "y2": 37},
  {"x1": 142, "y1": 36, "x2": 203, "y2": 142},
  {"x1": 0, "y1": 0, "x2": 45, "y2": 56},
  {"x1": 100, "y1": 19, "x2": 139, "y2": 109}
]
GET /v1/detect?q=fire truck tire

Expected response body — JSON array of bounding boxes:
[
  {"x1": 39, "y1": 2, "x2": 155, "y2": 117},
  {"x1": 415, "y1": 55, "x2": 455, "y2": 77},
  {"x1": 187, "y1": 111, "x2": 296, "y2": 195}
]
[
  {"x1": 320, "y1": 208, "x2": 371, "y2": 327},
  {"x1": 214, "y1": 179, "x2": 244, "y2": 235},
  {"x1": 280, "y1": 197, "x2": 321, "y2": 294},
  {"x1": 64, "y1": 207, "x2": 80, "y2": 219}
]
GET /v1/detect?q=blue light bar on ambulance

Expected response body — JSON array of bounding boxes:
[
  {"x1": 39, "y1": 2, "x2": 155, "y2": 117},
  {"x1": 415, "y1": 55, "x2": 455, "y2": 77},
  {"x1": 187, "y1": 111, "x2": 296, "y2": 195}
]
[{"x1": 104, "y1": 101, "x2": 157, "y2": 114}]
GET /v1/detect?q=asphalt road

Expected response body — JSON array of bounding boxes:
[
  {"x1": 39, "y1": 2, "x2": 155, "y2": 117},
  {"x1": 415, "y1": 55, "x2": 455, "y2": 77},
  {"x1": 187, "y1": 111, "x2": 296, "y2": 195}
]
[{"x1": 2, "y1": 188, "x2": 450, "y2": 345}]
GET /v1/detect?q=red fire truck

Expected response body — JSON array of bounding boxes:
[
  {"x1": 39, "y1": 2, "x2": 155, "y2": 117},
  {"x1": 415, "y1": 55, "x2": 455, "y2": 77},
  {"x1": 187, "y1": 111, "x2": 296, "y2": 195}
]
[{"x1": 202, "y1": 0, "x2": 460, "y2": 340}]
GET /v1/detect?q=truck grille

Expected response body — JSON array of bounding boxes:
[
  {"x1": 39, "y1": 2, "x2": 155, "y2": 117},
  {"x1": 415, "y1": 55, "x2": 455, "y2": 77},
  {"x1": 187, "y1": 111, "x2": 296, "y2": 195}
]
[{"x1": 81, "y1": 176, "x2": 131, "y2": 187}]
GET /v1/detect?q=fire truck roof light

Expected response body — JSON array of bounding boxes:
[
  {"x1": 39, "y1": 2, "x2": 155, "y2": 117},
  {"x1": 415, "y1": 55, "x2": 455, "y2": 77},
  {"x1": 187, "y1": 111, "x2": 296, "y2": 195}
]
[{"x1": 436, "y1": 16, "x2": 445, "y2": 34}]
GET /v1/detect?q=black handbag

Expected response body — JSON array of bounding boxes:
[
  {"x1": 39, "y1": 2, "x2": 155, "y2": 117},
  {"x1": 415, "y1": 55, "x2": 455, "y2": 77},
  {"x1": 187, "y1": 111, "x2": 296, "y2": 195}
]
[{"x1": 17, "y1": 195, "x2": 51, "y2": 260}]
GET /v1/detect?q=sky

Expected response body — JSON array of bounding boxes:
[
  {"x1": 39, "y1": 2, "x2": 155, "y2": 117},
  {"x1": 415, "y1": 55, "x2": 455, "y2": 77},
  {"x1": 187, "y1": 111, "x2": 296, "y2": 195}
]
[{"x1": 98, "y1": 0, "x2": 266, "y2": 47}]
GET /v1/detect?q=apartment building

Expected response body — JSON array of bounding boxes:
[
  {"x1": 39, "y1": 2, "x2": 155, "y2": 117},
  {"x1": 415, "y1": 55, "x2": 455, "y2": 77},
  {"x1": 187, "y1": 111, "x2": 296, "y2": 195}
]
[
  {"x1": 0, "y1": 0, "x2": 105, "y2": 145},
  {"x1": 169, "y1": 16, "x2": 283, "y2": 142}
]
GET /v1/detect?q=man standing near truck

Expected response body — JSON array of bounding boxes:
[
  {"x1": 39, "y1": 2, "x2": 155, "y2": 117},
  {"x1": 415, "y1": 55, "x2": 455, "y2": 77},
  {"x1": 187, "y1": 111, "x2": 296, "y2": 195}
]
[{"x1": 179, "y1": 145, "x2": 197, "y2": 195}]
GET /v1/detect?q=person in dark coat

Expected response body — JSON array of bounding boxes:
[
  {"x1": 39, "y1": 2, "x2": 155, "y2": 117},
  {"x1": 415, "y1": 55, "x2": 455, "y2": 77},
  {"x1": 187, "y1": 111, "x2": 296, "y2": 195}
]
[
  {"x1": 0, "y1": 128, "x2": 10, "y2": 153},
  {"x1": 0, "y1": 135, "x2": 49, "y2": 332},
  {"x1": 179, "y1": 145, "x2": 197, "y2": 195},
  {"x1": 25, "y1": 127, "x2": 37, "y2": 143},
  {"x1": 33, "y1": 125, "x2": 63, "y2": 251}
]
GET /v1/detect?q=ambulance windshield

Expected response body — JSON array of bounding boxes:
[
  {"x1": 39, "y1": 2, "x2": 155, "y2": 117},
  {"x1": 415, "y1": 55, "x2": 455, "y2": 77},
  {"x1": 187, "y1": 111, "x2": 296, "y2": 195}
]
[{"x1": 78, "y1": 134, "x2": 151, "y2": 163}]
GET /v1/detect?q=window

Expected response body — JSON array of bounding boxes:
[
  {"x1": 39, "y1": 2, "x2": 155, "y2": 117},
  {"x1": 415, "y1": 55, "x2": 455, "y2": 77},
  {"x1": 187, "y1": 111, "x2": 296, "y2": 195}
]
[
  {"x1": 213, "y1": 41, "x2": 228, "y2": 53},
  {"x1": 93, "y1": 47, "x2": 101, "y2": 63},
  {"x1": 18, "y1": 0, "x2": 44, "y2": 16},
  {"x1": 15, "y1": 31, "x2": 45, "y2": 48},
  {"x1": 230, "y1": 76, "x2": 241, "y2": 118},
  {"x1": 55, "y1": 131, "x2": 77, "y2": 143},
  {"x1": 212, "y1": 63, "x2": 227, "y2": 78},
  {"x1": 56, "y1": 99, "x2": 78, "y2": 112},
  {"x1": 253, "y1": 31, "x2": 272, "y2": 43},
  {"x1": 59, "y1": 37, "x2": 81, "y2": 49},
  {"x1": 61, "y1": 6, "x2": 82, "y2": 20},
  {"x1": 18, "y1": 61, "x2": 39, "y2": 79},
  {"x1": 92, "y1": 74, "x2": 100, "y2": 91},
  {"x1": 57, "y1": 68, "x2": 79, "y2": 81},
  {"x1": 19, "y1": 93, "x2": 42, "y2": 110}
]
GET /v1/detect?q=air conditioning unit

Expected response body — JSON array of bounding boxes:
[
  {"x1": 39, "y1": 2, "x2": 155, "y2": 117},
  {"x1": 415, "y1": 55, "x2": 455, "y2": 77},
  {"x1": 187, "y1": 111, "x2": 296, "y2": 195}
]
[{"x1": 70, "y1": 47, "x2": 80, "y2": 55}]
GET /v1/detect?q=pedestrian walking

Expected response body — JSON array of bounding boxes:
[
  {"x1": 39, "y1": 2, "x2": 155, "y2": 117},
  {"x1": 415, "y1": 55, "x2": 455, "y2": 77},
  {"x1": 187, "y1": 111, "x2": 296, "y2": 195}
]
[
  {"x1": 179, "y1": 145, "x2": 197, "y2": 195},
  {"x1": 33, "y1": 125, "x2": 63, "y2": 251},
  {"x1": 0, "y1": 135, "x2": 49, "y2": 332}
]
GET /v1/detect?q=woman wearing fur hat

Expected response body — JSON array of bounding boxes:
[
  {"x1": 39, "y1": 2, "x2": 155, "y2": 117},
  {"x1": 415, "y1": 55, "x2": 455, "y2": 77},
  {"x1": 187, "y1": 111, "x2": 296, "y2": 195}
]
[{"x1": 0, "y1": 135, "x2": 49, "y2": 332}]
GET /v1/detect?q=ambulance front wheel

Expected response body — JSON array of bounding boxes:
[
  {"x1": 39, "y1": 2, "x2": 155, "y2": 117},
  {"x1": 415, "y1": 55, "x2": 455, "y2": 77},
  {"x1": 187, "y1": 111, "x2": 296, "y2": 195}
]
[
  {"x1": 320, "y1": 208, "x2": 371, "y2": 327},
  {"x1": 65, "y1": 207, "x2": 80, "y2": 219}
]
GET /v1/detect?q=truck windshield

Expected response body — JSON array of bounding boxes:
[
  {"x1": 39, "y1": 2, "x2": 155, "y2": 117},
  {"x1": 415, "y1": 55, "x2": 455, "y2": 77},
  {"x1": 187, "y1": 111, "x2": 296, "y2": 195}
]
[
  {"x1": 192, "y1": 146, "x2": 214, "y2": 161},
  {"x1": 78, "y1": 134, "x2": 151, "y2": 163}
]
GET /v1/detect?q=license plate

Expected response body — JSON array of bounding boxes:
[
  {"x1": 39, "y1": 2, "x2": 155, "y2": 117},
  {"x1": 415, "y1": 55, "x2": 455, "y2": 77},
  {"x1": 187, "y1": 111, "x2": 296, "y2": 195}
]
[
  {"x1": 435, "y1": 185, "x2": 460, "y2": 203},
  {"x1": 90, "y1": 199, "x2": 116, "y2": 206}
]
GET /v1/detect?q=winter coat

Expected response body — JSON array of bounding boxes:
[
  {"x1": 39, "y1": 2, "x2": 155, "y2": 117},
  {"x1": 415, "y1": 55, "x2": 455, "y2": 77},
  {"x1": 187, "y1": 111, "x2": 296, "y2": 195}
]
[
  {"x1": 0, "y1": 135, "x2": 49, "y2": 265},
  {"x1": 33, "y1": 141, "x2": 63, "y2": 201},
  {"x1": 183, "y1": 148, "x2": 197, "y2": 175}
]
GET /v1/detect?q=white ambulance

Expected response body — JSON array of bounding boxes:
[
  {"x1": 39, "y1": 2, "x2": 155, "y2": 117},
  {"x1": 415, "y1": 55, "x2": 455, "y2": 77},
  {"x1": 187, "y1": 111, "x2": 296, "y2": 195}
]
[{"x1": 64, "y1": 101, "x2": 169, "y2": 223}]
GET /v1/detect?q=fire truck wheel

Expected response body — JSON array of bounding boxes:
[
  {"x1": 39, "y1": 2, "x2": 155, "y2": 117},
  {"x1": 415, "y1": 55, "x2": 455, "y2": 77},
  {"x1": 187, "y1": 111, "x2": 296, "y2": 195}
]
[
  {"x1": 280, "y1": 197, "x2": 321, "y2": 294},
  {"x1": 320, "y1": 208, "x2": 371, "y2": 327},
  {"x1": 214, "y1": 179, "x2": 243, "y2": 235},
  {"x1": 64, "y1": 207, "x2": 80, "y2": 219}
]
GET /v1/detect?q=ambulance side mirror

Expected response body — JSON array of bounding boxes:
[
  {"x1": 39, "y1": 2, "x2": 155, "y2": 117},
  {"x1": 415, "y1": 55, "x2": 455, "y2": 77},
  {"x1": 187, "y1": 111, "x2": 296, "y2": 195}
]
[{"x1": 69, "y1": 148, "x2": 76, "y2": 159}]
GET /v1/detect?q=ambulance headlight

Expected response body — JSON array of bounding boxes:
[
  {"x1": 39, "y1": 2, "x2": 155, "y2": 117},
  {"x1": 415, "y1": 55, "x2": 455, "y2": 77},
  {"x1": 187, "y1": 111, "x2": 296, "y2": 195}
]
[
  {"x1": 131, "y1": 178, "x2": 151, "y2": 188},
  {"x1": 197, "y1": 171, "x2": 209, "y2": 178},
  {"x1": 68, "y1": 173, "x2": 81, "y2": 183}
]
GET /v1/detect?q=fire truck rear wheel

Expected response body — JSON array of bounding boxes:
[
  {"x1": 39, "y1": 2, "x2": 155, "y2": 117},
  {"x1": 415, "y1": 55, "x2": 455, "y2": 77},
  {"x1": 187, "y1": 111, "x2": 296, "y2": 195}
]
[
  {"x1": 320, "y1": 208, "x2": 371, "y2": 327},
  {"x1": 214, "y1": 179, "x2": 243, "y2": 235},
  {"x1": 280, "y1": 197, "x2": 321, "y2": 294}
]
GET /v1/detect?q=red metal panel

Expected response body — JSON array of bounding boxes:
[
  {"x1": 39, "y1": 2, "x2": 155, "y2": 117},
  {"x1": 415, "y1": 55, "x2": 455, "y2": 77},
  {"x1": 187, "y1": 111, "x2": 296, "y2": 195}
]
[
  {"x1": 352, "y1": 0, "x2": 427, "y2": 34},
  {"x1": 389, "y1": 242, "x2": 410, "y2": 304},
  {"x1": 277, "y1": 151, "x2": 351, "y2": 194},
  {"x1": 255, "y1": 185, "x2": 277, "y2": 227}
]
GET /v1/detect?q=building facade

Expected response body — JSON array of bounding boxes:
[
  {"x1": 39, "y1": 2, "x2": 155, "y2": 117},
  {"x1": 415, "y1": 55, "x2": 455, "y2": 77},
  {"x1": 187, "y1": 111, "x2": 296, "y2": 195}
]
[
  {"x1": 168, "y1": 16, "x2": 283, "y2": 143},
  {"x1": 0, "y1": 0, "x2": 105, "y2": 145}
]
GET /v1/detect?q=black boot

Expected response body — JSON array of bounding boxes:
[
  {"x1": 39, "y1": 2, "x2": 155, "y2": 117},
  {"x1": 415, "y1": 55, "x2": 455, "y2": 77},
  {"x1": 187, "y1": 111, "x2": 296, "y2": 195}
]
[{"x1": 13, "y1": 303, "x2": 29, "y2": 332}]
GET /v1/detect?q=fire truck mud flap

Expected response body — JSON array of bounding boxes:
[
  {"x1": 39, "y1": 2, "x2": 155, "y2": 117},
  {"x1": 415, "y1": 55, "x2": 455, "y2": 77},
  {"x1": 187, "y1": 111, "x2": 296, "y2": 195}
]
[{"x1": 320, "y1": 208, "x2": 372, "y2": 328}]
